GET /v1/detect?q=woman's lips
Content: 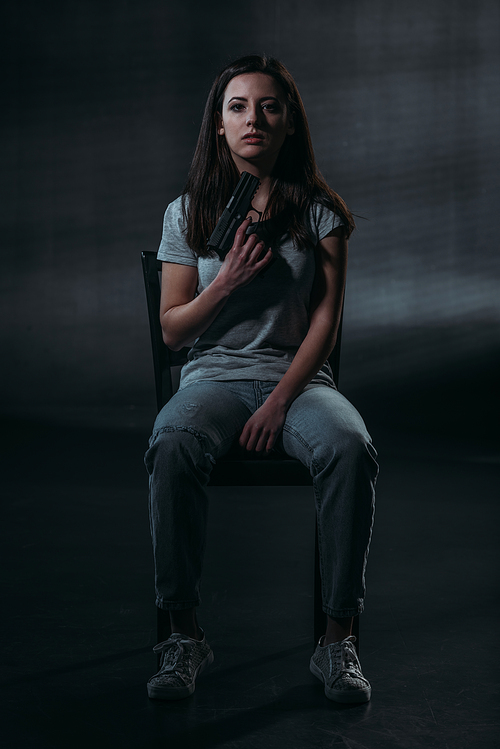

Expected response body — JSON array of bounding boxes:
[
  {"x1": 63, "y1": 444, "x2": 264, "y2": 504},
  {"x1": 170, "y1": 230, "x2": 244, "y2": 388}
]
[{"x1": 242, "y1": 133, "x2": 264, "y2": 144}]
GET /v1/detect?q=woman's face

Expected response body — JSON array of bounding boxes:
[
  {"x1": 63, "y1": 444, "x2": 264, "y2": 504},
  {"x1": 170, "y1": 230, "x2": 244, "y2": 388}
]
[{"x1": 217, "y1": 72, "x2": 295, "y2": 173}]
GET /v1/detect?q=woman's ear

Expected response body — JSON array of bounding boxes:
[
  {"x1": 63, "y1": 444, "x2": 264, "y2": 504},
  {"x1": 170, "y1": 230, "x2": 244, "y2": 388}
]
[
  {"x1": 287, "y1": 115, "x2": 295, "y2": 136},
  {"x1": 216, "y1": 112, "x2": 224, "y2": 136}
]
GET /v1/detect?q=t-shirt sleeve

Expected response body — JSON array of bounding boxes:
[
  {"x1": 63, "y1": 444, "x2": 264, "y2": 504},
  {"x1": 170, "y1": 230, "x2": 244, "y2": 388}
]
[
  {"x1": 311, "y1": 202, "x2": 347, "y2": 243},
  {"x1": 157, "y1": 197, "x2": 198, "y2": 267}
]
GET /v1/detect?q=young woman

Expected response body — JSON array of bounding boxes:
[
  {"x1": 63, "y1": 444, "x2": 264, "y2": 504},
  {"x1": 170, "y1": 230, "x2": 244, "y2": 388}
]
[{"x1": 145, "y1": 55, "x2": 378, "y2": 704}]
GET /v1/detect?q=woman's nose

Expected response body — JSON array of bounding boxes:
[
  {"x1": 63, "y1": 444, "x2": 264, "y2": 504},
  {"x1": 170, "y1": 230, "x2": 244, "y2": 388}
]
[{"x1": 246, "y1": 107, "x2": 260, "y2": 126}]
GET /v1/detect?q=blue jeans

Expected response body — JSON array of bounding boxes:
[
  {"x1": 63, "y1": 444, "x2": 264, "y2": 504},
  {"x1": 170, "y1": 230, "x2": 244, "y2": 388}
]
[{"x1": 144, "y1": 380, "x2": 378, "y2": 618}]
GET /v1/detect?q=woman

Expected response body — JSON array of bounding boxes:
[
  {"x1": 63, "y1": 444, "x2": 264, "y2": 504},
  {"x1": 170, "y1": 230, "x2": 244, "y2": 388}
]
[{"x1": 145, "y1": 55, "x2": 378, "y2": 703}]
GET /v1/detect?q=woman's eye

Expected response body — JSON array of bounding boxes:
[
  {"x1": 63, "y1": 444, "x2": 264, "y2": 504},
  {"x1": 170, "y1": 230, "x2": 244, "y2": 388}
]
[
  {"x1": 262, "y1": 103, "x2": 279, "y2": 112},
  {"x1": 230, "y1": 103, "x2": 244, "y2": 112}
]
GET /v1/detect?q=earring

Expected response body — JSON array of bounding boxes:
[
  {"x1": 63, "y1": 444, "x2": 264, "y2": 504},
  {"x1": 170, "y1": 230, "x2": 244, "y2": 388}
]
[{"x1": 218, "y1": 127, "x2": 224, "y2": 135}]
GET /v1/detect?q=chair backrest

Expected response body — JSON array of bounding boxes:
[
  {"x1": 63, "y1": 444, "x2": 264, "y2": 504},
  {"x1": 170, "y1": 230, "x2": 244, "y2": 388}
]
[{"x1": 141, "y1": 250, "x2": 344, "y2": 413}]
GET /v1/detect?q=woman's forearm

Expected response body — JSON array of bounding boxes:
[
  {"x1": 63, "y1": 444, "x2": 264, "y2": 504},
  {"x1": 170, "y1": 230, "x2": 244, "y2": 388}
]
[
  {"x1": 266, "y1": 316, "x2": 339, "y2": 410},
  {"x1": 264, "y1": 228, "x2": 347, "y2": 411},
  {"x1": 234, "y1": 229, "x2": 346, "y2": 454},
  {"x1": 161, "y1": 275, "x2": 232, "y2": 351},
  {"x1": 237, "y1": 313, "x2": 340, "y2": 453}
]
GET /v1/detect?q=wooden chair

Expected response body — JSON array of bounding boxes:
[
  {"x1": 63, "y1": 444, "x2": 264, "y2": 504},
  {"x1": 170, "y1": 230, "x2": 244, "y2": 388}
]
[{"x1": 141, "y1": 250, "x2": 359, "y2": 651}]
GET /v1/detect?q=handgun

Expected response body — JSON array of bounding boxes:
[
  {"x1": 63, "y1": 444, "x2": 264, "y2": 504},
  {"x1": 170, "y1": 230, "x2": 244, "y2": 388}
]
[{"x1": 207, "y1": 171, "x2": 261, "y2": 260}]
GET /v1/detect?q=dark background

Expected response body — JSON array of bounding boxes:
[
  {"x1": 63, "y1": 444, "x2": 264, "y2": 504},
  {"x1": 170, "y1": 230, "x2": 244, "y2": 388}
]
[
  {"x1": 2, "y1": 0, "x2": 499, "y2": 448},
  {"x1": 1, "y1": 3, "x2": 499, "y2": 747}
]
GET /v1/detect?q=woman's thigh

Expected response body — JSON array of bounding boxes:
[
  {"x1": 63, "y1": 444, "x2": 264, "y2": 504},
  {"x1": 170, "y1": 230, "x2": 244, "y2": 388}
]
[
  {"x1": 151, "y1": 380, "x2": 253, "y2": 459},
  {"x1": 279, "y1": 384, "x2": 374, "y2": 469}
]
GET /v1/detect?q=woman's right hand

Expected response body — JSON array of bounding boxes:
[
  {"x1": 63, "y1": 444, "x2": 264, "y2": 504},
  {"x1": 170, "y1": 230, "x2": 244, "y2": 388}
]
[
  {"x1": 217, "y1": 217, "x2": 273, "y2": 294},
  {"x1": 160, "y1": 219, "x2": 272, "y2": 351}
]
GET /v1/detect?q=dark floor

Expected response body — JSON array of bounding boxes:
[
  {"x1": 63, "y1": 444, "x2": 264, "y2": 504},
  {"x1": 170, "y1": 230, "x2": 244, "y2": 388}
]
[{"x1": 1, "y1": 417, "x2": 499, "y2": 749}]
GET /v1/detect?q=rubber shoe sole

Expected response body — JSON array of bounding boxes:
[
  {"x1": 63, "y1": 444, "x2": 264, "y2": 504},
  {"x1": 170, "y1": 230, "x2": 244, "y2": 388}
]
[{"x1": 310, "y1": 659, "x2": 371, "y2": 703}]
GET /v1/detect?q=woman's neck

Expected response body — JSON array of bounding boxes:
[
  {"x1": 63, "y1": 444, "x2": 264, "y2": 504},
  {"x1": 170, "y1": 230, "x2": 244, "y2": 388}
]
[{"x1": 233, "y1": 154, "x2": 276, "y2": 213}]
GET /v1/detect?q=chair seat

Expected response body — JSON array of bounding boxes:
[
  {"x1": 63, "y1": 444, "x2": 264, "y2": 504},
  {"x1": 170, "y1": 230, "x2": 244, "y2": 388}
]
[
  {"x1": 209, "y1": 442, "x2": 313, "y2": 487},
  {"x1": 210, "y1": 456, "x2": 312, "y2": 486}
]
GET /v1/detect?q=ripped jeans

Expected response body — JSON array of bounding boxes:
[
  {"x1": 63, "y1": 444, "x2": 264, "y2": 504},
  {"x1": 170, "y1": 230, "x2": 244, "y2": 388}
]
[{"x1": 144, "y1": 380, "x2": 378, "y2": 619}]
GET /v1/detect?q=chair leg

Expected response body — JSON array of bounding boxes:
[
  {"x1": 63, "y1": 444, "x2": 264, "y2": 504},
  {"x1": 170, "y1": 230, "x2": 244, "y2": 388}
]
[
  {"x1": 313, "y1": 519, "x2": 325, "y2": 648},
  {"x1": 156, "y1": 607, "x2": 172, "y2": 668},
  {"x1": 157, "y1": 606, "x2": 172, "y2": 644},
  {"x1": 313, "y1": 519, "x2": 360, "y2": 655},
  {"x1": 352, "y1": 614, "x2": 360, "y2": 655}
]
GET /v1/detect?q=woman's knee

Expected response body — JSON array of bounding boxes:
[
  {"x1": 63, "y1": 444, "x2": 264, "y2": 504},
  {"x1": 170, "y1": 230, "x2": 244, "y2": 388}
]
[
  {"x1": 144, "y1": 424, "x2": 209, "y2": 475},
  {"x1": 341, "y1": 421, "x2": 373, "y2": 453},
  {"x1": 340, "y1": 423, "x2": 372, "y2": 456},
  {"x1": 333, "y1": 424, "x2": 379, "y2": 485}
]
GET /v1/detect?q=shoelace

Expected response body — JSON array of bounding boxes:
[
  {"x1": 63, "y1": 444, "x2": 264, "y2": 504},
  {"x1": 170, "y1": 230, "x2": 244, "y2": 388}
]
[
  {"x1": 153, "y1": 635, "x2": 196, "y2": 678},
  {"x1": 341, "y1": 641, "x2": 362, "y2": 676},
  {"x1": 328, "y1": 637, "x2": 362, "y2": 680}
]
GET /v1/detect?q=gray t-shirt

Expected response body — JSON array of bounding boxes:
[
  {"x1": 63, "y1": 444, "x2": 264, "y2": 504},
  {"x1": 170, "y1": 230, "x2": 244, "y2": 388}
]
[{"x1": 157, "y1": 196, "x2": 345, "y2": 389}]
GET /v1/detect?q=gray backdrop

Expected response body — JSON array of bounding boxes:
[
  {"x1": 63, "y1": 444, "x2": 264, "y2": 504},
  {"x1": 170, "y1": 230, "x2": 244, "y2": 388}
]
[{"x1": 2, "y1": 0, "x2": 499, "y2": 441}]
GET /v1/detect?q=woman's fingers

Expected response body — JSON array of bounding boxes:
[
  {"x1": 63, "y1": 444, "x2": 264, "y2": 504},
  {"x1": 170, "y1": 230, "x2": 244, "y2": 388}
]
[
  {"x1": 230, "y1": 235, "x2": 270, "y2": 269},
  {"x1": 220, "y1": 218, "x2": 273, "y2": 290},
  {"x1": 247, "y1": 428, "x2": 274, "y2": 453},
  {"x1": 231, "y1": 217, "x2": 274, "y2": 265},
  {"x1": 255, "y1": 247, "x2": 273, "y2": 267},
  {"x1": 258, "y1": 430, "x2": 274, "y2": 453},
  {"x1": 239, "y1": 421, "x2": 276, "y2": 453},
  {"x1": 242, "y1": 236, "x2": 273, "y2": 271},
  {"x1": 233, "y1": 216, "x2": 253, "y2": 248},
  {"x1": 239, "y1": 420, "x2": 256, "y2": 451},
  {"x1": 242, "y1": 235, "x2": 263, "y2": 257}
]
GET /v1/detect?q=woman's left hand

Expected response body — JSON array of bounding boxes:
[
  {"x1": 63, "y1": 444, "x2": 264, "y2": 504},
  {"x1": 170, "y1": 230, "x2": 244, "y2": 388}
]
[{"x1": 238, "y1": 399, "x2": 287, "y2": 453}]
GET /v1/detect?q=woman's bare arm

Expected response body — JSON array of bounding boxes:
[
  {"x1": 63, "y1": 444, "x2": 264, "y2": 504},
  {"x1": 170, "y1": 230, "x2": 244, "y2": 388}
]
[
  {"x1": 239, "y1": 226, "x2": 347, "y2": 452},
  {"x1": 160, "y1": 218, "x2": 272, "y2": 351}
]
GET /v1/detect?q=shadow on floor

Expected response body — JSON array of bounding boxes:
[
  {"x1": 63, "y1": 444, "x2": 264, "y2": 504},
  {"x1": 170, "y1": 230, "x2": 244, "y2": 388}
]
[{"x1": 0, "y1": 416, "x2": 498, "y2": 748}]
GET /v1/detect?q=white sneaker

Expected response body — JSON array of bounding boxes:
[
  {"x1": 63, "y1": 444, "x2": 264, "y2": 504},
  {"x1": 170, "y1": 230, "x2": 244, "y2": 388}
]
[
  {"x1": 147, "y1": 630, "x2": 214, "y2": 700},
  {"x1": 310, "y1": 635, "x2": 371, "y2": 703}
]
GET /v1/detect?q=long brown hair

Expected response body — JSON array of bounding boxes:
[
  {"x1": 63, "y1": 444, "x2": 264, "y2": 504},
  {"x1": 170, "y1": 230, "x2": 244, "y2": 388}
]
[{"x1": 183, "y1": 55, "x2": 355, "y2": 256}]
